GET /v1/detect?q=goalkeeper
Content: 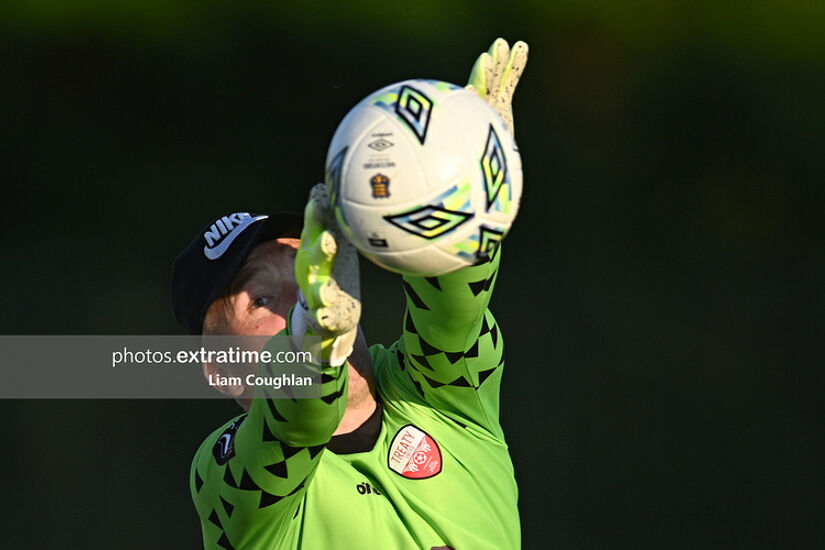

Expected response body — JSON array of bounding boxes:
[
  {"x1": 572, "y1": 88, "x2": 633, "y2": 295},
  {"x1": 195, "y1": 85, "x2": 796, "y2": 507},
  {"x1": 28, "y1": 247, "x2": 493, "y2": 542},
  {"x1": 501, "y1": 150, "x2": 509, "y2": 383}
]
[{"x1": 171, "y1": 39, "x2": 528, "y2": 549}]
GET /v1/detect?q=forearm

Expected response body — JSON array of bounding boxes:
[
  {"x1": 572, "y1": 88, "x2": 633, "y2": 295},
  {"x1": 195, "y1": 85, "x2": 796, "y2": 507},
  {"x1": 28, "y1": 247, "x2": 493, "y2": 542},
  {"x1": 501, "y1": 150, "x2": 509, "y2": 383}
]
[
  {"x1": 397, "y1": 246, "x2": 506, "y2": 433},
  {"x1": 248, "y1": 325, "x2": 348, "y2": 448},
  {"x1": 402, "y1": 246, "x2": 500, "y2": 350}
]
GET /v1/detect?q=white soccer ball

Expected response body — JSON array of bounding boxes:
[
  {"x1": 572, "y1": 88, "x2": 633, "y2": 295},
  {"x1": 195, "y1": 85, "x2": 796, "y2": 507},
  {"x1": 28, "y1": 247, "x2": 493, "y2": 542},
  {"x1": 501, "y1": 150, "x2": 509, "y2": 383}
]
[{"x1": 325, "y1": 79, "x2": 522, "y2": 276}]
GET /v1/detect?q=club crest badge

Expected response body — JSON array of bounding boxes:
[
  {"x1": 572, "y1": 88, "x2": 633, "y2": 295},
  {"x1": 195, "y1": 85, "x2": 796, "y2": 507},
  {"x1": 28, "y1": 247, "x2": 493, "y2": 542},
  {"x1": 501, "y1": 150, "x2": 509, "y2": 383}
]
[
  {"x1": 370, "y1": 173, "x2": 391, "y2": 198},
  {"x1": 388, "y1": 424, "x2": 442, "y2": 479}
]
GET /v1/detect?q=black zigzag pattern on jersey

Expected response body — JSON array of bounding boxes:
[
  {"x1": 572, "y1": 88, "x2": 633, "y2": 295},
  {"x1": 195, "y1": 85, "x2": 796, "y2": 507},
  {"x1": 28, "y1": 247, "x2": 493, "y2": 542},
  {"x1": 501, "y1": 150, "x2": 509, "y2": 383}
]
[
  {"x1": 468, "y1": 270, "x2": 497, "y2": 296},
  {"x1": 416, "y1": 359, "x2": 500, "y2": 390},
  {"x1": 321, "y1": 385, "x2": 346, "y2": 405},
  {"x1": 266, "y1": 398, "x2": 288, "y2": 423},
  {"x1": 258, "y1": 479, "x2": 305, "y2": 509},
  {"x1": 216, "y1": 532, "x2": 234, "y2": 549},
  {"x1": 308, "y1": 444, "x2": 325, "y2": 459},
  {"x1": 405, "y1": 309, "x2": 496, "y2": 372},
  {"x1": 222, "y1": 449, "x2": 312, "y2": 511},
  {"x1": 207, "y1": 507, "x2": 235, "y2": 550},
  {"x1": 402, "y1": 280, "x2": 429, "y2": 310},
  {"x1": 223, "y1": 465, "x2": 238, "y2": 488},
  {"x1": 464, "y1": 339, "x2": 479, "y2": 358},
  {"x1": 208, "y1": 508, "x2": 222, "y2": 528},
  {"x1": 425, "y1": 276, "x2": 442, "y2": 290},
  {"x1": 406, "y1": 310, "x2": 503, "y2": 390},
  {"x1": 238, "y1": 469, "x2": 257, "y2": 490},
  {"x1": 479, "y1": 314, "x2": 500, "y2": 348},
  {"x1": 477, "y1": 366, "x2": 497, "y2": 385},
  {"x1": 418, "y1": 335, "x2": 440, "y2": 356},
  {"x1": 195, "y1": 469, "x2": 204, "y2": 493},
  {"x1": 395, "y1": 346, "x2": 407, "y2": 370},
  {"x1": 467, "y1": 279, "x2": 486, "y2": 296},
  {"x1": 264, "y1": 461, "x2": 288, "y2": 478},
  {"x1": 260, "y1": 479, "x2": 305, "y2": 509},
  {"x1": 220, "y1": 496, "x2": 234, "y2": 518},
  {"x1": 262, "y1": 421, "x2": 277, "y2": 442},
  {"x1": 282, "y1": 443, "x2": 302, "y2": 460},
  {"x1": 480, "y1": 314, "x2": 491, "y2": 334},
  {"x1": 259, "y1": 490, "x2": 283, "y2": 508},
  {"x1": 410, "y1": 353, "x2": 434, "y2": 371},
  {"x1": 405, "y1": 311, "x2": 418, "y2": 334},
  {"x1": 420, "y1": 371, "x2": 472, "y2": 388},
  {"x1": 445, "y1": 351, "x2": 463, "y2": 364}
]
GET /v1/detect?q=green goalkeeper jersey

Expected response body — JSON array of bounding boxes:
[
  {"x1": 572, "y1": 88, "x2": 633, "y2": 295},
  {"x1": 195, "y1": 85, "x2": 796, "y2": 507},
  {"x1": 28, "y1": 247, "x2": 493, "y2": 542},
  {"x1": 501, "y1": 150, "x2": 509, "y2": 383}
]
[{"x1": 190, "y1": 249, "x2": 520, "y2": 549}]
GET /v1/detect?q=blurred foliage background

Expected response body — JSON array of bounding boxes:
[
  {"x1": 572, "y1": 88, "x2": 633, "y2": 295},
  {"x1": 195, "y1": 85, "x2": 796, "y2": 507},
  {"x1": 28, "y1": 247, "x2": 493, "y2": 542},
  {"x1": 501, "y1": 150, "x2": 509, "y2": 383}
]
[{"x1": 1, "y1": 1, "x2": 823, "y2": 548}]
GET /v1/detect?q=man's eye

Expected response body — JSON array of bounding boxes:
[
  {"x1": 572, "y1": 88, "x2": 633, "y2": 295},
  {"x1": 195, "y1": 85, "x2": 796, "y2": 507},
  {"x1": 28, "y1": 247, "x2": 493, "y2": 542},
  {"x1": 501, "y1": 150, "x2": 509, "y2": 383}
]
[{"x1": 252, "y1": 296, "x2": 270, "y2": 309}]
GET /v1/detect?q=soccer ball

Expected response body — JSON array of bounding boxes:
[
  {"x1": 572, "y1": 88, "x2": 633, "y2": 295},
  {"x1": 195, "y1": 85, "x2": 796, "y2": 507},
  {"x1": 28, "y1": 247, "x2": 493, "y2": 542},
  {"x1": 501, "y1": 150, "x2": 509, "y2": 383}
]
[{"x1": 325, "y1": 79, "x2": 522, "y2": 276}]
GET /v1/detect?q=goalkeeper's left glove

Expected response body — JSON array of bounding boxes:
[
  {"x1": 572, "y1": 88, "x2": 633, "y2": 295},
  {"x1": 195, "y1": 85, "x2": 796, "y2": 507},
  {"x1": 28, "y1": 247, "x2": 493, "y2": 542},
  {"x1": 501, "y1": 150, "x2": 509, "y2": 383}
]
[
  {"x1": 466, "y1": 37, "x2": 529, "y2": 135},
  {"x1": 291, "y1": 183, "x2": 361, "y2": 367}
]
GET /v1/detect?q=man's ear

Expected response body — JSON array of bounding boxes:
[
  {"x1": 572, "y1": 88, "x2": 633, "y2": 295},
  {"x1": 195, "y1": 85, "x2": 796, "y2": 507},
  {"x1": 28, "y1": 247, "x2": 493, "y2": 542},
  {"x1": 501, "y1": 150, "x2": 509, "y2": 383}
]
[
  {"x1": 276, "y1": 237, "x2": 300, "y2": 250},
  {"x1": 202, "y1": 362, "x2": 246, "y2": 397}
]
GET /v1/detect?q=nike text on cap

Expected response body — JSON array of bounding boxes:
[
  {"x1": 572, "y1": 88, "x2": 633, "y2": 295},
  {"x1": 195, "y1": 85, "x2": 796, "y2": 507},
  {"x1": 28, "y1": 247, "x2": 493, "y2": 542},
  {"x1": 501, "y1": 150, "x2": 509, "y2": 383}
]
[{"x1": 170, "y1": 211, "x2": 303, "y2": 334}]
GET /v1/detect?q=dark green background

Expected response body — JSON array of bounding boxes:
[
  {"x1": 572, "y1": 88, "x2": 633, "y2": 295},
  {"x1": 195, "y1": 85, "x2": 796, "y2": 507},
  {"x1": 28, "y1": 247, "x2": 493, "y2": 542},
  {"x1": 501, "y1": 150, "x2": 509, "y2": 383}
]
[{"x1": 1, "y1": 2, "x2": 822, "y2": 548}]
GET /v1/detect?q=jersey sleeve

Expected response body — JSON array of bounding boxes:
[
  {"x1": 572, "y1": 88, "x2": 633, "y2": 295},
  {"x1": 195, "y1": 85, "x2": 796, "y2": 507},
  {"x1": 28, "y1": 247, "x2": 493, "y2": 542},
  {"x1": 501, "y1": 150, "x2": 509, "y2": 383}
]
[
  {"x1": 397, "y1": 245, "x2": 506, "y2": 436},
  {"x1": 190, "y1": 334, "x2": 347, "y2": 549}
]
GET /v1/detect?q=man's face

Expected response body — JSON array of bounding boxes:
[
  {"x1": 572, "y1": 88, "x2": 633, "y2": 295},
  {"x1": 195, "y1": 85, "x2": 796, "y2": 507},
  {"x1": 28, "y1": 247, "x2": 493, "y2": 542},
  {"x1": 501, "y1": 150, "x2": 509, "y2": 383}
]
[
  {"x1": 201, "y1": 238, "x2": 300, "y2": 407},
  {"x1": 202, "y1": 235, "x2": 375, "y2": 417},
  {"x1": 205, "y1": 238, "x2": 300, "y2": 336}
]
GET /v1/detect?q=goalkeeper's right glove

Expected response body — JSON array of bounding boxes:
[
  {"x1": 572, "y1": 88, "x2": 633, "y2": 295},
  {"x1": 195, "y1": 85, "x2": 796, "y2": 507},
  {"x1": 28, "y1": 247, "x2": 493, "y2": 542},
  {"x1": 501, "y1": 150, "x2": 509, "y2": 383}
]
[{"x1": 291, "y1": 183, "x2": 361, "y2": 367}]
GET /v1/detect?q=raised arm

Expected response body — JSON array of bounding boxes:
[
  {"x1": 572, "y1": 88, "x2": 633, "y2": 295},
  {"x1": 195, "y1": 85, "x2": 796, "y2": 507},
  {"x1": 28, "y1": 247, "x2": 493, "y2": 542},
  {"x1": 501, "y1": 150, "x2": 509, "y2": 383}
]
[
  {"x1": 191, "y1": 185, "x2": 359, "y2": 548},
  {"x1": 190, "y1": 353, "x2": 347, "y2": 548},
  {"x1": 398, "y1": 247, "x2": 506, "y2": 435},
  {"x1": 390, "y1": 38, "x2": 528, "y2": 436}
]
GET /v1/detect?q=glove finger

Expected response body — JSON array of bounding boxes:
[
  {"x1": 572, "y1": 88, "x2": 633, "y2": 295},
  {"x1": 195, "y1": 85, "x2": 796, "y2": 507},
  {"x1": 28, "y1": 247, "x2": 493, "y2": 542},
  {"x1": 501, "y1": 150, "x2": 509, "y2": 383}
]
[
  {"x1": 498, "y1": 40, "x2": 529, "y2": 104},
  {"x1": 329, "y1": 235, "x2": 361, "y2": 301},
  {"x1": 467, "y1": 51, "x2": 492, "y2": 98},
  {"x1": 487, "y1": 38, "x2": 510, "y2": 96},
  {"x1": 308, "y1": 183, "x2": 335, "y2": 229},
  {"x1": 319, "y1": 229, "x2": 337, "y2": 258},
  {"x1": 316, "y1": 302, "x2": 361, "y2": 333},
  {"x1": 510, "y1": 40, "x2": 529, "y2": 68},
  {"x1": 489, "y1": 37, "x2": 510, "y2": 61},
  {"x1": 304, "y1": 231, "x2": 336, "y2": 288},
  {"x1": 316, "y1": 284, "x2": 361, "y2": 333},
  {"x1": 300, "y1": 195, "x2": 323, "y2": 243}
]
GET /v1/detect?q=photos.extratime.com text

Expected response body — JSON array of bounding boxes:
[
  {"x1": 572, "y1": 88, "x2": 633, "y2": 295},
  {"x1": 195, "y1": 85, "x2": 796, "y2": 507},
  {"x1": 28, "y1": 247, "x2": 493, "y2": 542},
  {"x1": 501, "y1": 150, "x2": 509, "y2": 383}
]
[{"x1": 111, "y1": 347, "x2": 314, "y2": 368}]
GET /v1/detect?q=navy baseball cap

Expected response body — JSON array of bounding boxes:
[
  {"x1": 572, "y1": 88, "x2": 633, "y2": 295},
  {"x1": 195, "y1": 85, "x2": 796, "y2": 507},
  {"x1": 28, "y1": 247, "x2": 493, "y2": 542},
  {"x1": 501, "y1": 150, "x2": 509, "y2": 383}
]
[{"x1": 171, "y1": 211, "x2": 303, "y2": 334}]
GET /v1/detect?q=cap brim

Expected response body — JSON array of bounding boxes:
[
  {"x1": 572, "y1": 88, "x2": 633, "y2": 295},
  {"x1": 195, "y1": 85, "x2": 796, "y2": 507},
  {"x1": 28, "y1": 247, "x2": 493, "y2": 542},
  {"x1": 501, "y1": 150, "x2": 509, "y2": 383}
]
[{"x1": 195, "y1": 212, "x2": 303, "y2": 334}]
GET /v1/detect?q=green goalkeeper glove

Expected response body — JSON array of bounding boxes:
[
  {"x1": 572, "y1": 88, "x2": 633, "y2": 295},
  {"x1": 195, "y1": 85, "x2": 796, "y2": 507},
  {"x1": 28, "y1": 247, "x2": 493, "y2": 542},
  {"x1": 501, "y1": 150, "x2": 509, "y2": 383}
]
[
  {"x1": 466, "y1": 37, "x2": 529, "y2": 135},
  {"x1": 292, "y1": 183, "x2": 361, "y2": 366}
]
